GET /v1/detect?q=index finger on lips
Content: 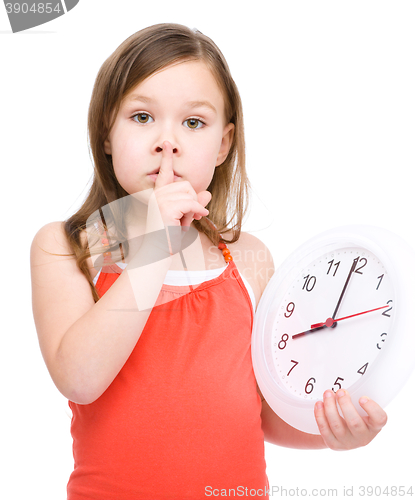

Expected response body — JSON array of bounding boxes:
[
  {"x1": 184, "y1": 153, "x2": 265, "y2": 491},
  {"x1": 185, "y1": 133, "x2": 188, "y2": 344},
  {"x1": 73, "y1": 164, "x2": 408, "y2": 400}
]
[{"x1": 155, "y1": 141, "x2": 174, "y2": 189}]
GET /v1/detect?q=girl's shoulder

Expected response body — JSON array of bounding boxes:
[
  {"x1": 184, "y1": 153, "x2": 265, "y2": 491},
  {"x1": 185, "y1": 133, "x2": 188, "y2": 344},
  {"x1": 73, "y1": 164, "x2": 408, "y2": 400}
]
[
  {"x1": 227, "y1": 231, "x2": 275, "y2": 309},
  {"x1": 32, "y1": 223, "x2": 275, "y2": 292},
  {"x1": 31, "y1": 221, "x2": 99, "y2": 282},
  {"x1": 31, "y1": 221, "x2": 71, "y2": 259}
]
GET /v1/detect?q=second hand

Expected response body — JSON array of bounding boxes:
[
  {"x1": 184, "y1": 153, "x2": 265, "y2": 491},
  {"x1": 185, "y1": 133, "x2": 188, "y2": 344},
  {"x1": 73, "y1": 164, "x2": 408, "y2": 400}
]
[{"x1": 292, "y1": 305, "x2": 389, "y2": 339}]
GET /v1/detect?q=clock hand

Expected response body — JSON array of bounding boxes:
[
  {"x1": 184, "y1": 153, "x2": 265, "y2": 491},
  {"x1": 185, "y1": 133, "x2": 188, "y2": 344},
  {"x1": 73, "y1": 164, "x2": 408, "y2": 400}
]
[
  {"x1": 330, "y1": 256, "x2": 360, "y2": 327},
  {"x1": 291, "y1": 325, "x2": 327, "y2": 339},
  {"x1": 311, "y1": 305, "x2": 389, "y2": 328},
  {"x1": 292, "y1": 305, "x2": 389, "y2": 339},
  {"x1": 293, "y1": 258, "x2": 360, "y2": 338}
]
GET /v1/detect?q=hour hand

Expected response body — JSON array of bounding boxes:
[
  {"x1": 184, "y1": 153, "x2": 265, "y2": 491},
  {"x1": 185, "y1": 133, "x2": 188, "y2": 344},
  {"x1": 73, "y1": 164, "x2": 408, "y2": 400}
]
[{"x1": 292, "y1": 324, "x2": 327, "y2": 339}]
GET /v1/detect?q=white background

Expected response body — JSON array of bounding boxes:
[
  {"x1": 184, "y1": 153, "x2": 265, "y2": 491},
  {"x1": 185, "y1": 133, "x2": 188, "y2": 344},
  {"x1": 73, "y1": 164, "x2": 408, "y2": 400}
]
[{"x1": 1, "y1": 1, "x2": 414, "y2": 498}]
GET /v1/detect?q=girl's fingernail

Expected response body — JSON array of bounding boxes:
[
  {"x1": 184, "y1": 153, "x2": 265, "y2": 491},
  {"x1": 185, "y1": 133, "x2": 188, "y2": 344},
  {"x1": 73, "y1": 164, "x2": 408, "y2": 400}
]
[
  {"x1": 324, "y1": 390, "x2": 333, "y2": 398},
  {"x1": 360, "y1": 397, "x2": 369, "y2": 404},
  {"x1": 337, "y1": 389, "x2": 346, "y2": 398},
  {"x1": 315, "y1": 401, "x2": 323, "y2": 410}
]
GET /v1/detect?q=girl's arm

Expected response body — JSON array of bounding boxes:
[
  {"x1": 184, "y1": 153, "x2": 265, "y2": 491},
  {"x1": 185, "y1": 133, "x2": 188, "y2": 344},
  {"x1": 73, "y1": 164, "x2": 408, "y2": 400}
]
[
  {"x1": 253, "y1": 239, "x2": 388, "y2": 450},
  {"x1": 260, "y1": 395, "x2": 326, "y2": 449},
  {"x1": 31, "y1": 220, "x2": 172, "y2": 405},
  {"x1": 31, "y1": 142, "x2": 210, "y2": 405}
]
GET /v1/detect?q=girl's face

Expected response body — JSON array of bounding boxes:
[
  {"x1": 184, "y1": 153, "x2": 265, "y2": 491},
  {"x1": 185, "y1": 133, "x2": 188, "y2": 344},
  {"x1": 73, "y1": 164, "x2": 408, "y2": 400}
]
[{"x1": 104, "y1": 60, "x2": 235, "y2": 197}]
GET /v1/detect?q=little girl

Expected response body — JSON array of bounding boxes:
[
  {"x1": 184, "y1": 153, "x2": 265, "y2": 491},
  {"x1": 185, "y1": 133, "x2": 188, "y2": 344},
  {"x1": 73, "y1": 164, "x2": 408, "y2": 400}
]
[{"x1": 30, "y1": 23, "x2": 387, "y2": 499}]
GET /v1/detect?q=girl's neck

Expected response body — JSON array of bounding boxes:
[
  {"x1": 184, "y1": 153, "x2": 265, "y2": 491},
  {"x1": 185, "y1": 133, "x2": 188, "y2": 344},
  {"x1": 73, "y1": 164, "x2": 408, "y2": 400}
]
[{"x1": 120, "y1": 219, "x2": 225, "y2": 271}]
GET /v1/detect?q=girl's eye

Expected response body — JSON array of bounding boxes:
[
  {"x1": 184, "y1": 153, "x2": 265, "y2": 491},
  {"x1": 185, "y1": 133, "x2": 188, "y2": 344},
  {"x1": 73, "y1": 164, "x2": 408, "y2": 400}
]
[
  {"x1": 184, "y1": 118, "x2": 204, "y2": 130},
  {"x1": 132, "y1": 114, "x2": 203, "y2": 129},
  {"x1": 132, "y1": 113, "x2": 153, "y2": 124}
]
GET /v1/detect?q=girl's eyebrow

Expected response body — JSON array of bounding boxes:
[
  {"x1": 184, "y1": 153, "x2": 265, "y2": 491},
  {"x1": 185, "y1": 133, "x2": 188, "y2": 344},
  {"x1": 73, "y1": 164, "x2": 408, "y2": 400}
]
[{"x1": 127, "y1": 94, "x2": 217, "y2": 114}]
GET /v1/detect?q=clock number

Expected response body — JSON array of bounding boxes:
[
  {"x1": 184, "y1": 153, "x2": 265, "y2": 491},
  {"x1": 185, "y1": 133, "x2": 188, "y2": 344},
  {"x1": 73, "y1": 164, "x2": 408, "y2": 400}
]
[
  {"x1": 357, "y1": 362, "x2": 368, "y2": 376},
  {"x1": 278, "y1": 334, "x2": 289, "y2": 350},
  {"x1": 284, "y1": 302, "x2": 295, "y2": 318},
  {"x1": 302, "y1": 275, "x2": 316, "y2": 292},
  {"x1": 332, "y1": 377, "x2": 344, "y2": 392},
  {"x1": 305, "y1": 377, "x2": 316, "y2": 394},
  {"x1": 376, "y1": 274, "x2": 384, "y2": 290},
  {"x1": 377, "y1": 332, "x2": 387, "y2": 349},
  {"x1": 354, "y1": 257, "x2": 367, "y2": 275},
  {"x1": 287, "y1": 360, "x2": 298, "y2": 376},
  {"x1": 382, "y1": 300, "x2": 393, "y2": 317},
  {"x1": 327, "y1": 259, "x2": 340, "y2": 276}
]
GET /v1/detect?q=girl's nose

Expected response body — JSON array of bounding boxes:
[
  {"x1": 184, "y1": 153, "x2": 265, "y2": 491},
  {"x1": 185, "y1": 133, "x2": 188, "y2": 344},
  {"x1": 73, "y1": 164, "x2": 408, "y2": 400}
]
[{"x1": 155, "y1": 143, "x2": 178, "y2": 154}]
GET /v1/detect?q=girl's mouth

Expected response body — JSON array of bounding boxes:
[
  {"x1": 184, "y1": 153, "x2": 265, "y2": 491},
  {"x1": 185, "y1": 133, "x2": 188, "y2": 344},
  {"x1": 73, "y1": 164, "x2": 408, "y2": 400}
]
[{"x1": 148, "y1": 170, "x2": 181, "y2": 182}]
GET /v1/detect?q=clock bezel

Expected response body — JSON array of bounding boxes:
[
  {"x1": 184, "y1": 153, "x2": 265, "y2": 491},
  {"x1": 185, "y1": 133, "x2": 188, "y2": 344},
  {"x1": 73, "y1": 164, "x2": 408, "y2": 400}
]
[{"x1": 252, "y1": 225, "x2": 415, "y2": 434}]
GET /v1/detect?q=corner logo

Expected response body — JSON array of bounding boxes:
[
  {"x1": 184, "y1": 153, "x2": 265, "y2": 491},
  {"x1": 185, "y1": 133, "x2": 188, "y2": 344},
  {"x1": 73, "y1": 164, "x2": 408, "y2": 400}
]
[{"x1": 3, "y1": 0, "x2": 79, "y2": 32}]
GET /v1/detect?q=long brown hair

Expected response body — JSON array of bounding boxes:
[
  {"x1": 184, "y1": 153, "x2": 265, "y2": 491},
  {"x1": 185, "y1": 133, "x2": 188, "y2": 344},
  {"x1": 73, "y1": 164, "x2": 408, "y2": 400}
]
[{"x1": 64, "y1": 23, "x2": 250, "y2": 302}]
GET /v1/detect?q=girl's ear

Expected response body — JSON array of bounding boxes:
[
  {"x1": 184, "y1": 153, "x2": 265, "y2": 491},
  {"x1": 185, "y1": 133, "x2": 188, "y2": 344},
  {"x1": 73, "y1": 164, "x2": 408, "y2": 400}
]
[
  {"x1": 104, "y1": 138, "x2": 112, "y2": 155},
  {"x1": 216, "y1": 123, "x2": 235, "y2": 166}
]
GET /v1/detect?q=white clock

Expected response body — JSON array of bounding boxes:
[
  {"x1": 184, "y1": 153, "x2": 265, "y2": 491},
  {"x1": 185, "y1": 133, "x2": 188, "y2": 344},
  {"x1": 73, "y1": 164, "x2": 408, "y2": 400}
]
[{"x1": 252, "y1": 225, "x2": 415, "y2": 434}]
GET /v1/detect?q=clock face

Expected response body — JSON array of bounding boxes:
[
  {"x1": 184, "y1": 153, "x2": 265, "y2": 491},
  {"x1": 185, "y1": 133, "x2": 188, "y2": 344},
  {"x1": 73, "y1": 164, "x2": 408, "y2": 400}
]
[
  {"x1": 253, "y1": 225, "x2": 415, "y2": 434},
  {"x1": 265, "y1": 246, "x2": 395, "y2": 401}
]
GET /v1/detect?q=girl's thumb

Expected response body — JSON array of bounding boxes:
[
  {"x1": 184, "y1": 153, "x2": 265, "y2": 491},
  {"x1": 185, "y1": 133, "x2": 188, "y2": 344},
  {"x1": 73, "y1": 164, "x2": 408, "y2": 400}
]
[{"x1": 197, "y1": 190, "x2": 212, "y2": 209}]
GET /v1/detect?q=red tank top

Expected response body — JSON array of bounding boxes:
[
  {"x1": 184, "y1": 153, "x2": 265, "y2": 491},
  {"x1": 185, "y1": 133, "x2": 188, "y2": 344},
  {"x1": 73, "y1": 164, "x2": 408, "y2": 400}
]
[{"x1": 67, "y1": 253, "x2": 268, "y2": 499}]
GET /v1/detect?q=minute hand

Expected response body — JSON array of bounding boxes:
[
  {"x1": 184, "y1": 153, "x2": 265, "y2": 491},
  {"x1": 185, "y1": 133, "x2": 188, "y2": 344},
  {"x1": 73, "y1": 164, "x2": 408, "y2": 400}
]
[{"x1": 331, "y1": 257, "x2": 360, "y2": 324}]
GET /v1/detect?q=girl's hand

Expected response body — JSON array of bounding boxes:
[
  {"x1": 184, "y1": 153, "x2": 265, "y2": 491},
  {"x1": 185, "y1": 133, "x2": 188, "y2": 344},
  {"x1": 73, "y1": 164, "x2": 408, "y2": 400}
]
[
  {"x1": 314, "y1": 389, "x2": 388, "y2": 450},
  {"x1": 152, "y1": 141, "x2": 211, "y2": 229}
]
